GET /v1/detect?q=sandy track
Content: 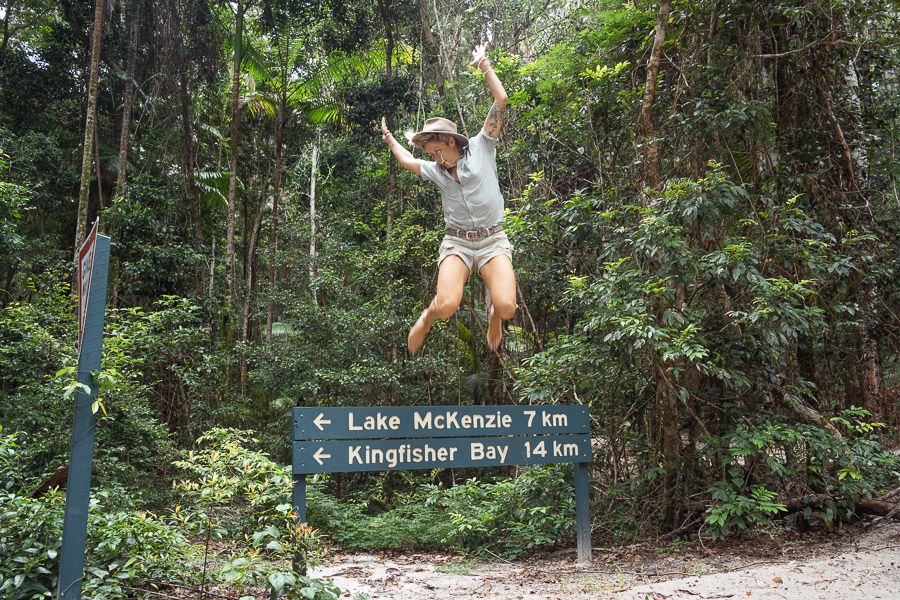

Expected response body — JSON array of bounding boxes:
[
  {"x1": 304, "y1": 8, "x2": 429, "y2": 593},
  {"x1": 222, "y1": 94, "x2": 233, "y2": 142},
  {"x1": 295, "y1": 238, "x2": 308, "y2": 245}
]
[{"x1": 311, "y1": 522, "x2": 899, "y2": 599}]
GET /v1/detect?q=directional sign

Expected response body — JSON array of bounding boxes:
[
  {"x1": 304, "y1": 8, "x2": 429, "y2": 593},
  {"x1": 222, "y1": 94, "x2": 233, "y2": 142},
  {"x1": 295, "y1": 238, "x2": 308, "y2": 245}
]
[
  {"x1": 293, "y1": 434, "x2": 591, "y2": 474},
  {"x1": 76, "y1": 218, "x2": 99, "y2": 353},
  {"x1": 293, "y1": 405, "x2": 589, "y2": 440},
  {"x1": 59, "y1": 231, "x2": 110, "y2": 600},
  {"x1": 290, "y1": 404, "x2": 594, "y2": 564}
]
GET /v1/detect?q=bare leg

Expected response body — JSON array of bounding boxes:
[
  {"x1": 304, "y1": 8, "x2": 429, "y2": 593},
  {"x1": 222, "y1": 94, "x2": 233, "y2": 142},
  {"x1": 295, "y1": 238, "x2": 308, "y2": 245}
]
[
  {"x1": 478, "y1": 255, "x2": 516, "y2": 351},
  {"x1": 408, "y1": 255, "x2": 469, "y2": 354}
]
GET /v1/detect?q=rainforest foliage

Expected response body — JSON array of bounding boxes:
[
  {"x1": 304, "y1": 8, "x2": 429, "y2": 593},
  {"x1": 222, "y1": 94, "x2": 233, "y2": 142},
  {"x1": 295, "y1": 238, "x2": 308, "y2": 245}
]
[{"x1": 1, "y1": 0, "x2": 899, "y2": 596}]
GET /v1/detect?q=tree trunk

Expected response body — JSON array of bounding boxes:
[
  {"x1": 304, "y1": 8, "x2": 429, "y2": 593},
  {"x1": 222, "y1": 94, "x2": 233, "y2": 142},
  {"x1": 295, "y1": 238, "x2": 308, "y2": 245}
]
[
  {"x1": 636, "y1": 0, "x2": 679, "y2": 529},
  {"x1": 209, "y1": 236, "x2": 216, "y2": 300},
  {"x1": 859, "y1": 287, "x2": 884, "y2": 418},
  {"x1": 658, "y1": 363, "x2": 680, "y2": 529},
  {"x1": 378, "y1": 0, "x2": 394, "y2": 78},
  {"x1": 241, "y1": 190, "x2": 266, "y2": 395},
  {"x1": 429, "y1": 0, "x2": 464, "y2": 105},
  {"x1": 636, "y1": 0, "x2": 672, "y2": 194},
  {"x1": 179, "y1": 71, "x2": 204, "y2": 244},
  {"x1": 485, "y1": 350, "x2": 500, "y2": 404},
  {"x1": 93, "y1": 122, "x2": 104, "y2": 212},
  {"x1": 0, "y1": 2, "x2": 14, "y2": 60},
  {"x1": 74, "y1": 0, "x2": 105, "y2": 255},
  {"x1": 309, "y1": 135, "x2": 319, "y2": 307},
  {"x1": 115, "y1": 0, "x2": 140, "y2": 199},
  {"x1": 418, "y1": 0, "x2": 445, "y2": 96},
  {"x1": 167, "y1": 0, "x2": 203, "y2": 244},
  {"x1": 267, "y1": 98, "x2": 285, "y2": 340},
  {"x1": 658, "y1": 275, "x2": 685, "y2": 530},
  {"x1": 377, "y1": 0, "x2": 396, "y2": 236},
  {"x1": 224, "y1": 0, "x2": 244, "y2": 337}
]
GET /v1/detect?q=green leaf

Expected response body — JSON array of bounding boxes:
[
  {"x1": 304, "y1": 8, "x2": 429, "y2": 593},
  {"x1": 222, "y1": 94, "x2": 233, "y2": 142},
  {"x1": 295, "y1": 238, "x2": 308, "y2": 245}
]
[{"x1": 300, "y1": 587, "x2": 319, "y2": 600}]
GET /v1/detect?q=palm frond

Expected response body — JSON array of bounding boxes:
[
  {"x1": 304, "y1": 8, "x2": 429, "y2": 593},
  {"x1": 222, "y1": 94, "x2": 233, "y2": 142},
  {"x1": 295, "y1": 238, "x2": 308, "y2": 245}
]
[
  {"x1": 195, "y1": 170, "x2": 242, "y2": 207},
  {"x1": 242, "y1": 91, "x2": 277, "y2": 118},
  {"x1": 198, "y1": 123, "x2": 225, "y2": 141},
  {"x1": 306, "y1": 105, "x2": 343, "y2": 125},
  {"x1": 222, "y1": 34, "x2": 274, "y2": 84}
]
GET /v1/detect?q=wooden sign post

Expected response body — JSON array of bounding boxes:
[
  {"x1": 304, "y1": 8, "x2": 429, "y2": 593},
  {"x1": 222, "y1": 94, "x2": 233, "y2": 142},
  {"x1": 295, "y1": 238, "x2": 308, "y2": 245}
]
[
  {"x1": 292, "y1": 405, "x2": 592, "y2": 564},
  {"x1": 58, "y1": 220, "x2": 111, "y2": 600}
]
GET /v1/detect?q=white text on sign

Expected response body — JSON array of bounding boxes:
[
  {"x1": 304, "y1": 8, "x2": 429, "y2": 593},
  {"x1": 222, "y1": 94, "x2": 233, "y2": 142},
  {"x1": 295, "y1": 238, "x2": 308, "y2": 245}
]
[
  {"x1": 470, "y1": 443, "x2": 508, "y2": 463},
  {"x1": 348, "y1": 412, "x2": 400, "y2": 431},
  {"x1": 524, "y1": 439, "x2": 582, "y2": 458},
  {"x1": 340, "y1": 409, "x2": 574, "y2": 433},
  {"x1": 349, "y1": 444, "x2": 459, "y2": 467}
]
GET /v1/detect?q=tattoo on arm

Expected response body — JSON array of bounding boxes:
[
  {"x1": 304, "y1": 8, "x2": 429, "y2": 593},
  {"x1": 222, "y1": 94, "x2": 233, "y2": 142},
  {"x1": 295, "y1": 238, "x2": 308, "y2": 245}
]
[{"x1": 484, "y1": 102, "x2": 507, "y2": 137}]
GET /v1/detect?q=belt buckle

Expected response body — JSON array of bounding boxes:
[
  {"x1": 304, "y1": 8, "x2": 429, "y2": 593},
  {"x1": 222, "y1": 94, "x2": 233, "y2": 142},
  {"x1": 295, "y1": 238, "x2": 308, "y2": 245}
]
[{"x1": 466, "y1": 230, "x2": 480, "y2": 240}]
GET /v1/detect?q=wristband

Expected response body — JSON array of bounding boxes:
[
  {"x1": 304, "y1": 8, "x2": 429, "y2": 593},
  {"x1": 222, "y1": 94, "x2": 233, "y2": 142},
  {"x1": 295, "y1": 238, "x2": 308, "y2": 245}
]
[{"x1": 476, "y1": 57, "x2": 490, "y2": 70}]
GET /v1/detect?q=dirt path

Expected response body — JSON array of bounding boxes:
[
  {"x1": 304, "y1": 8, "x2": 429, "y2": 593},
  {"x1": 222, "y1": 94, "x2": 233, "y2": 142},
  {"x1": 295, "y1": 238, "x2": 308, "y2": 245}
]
[{"x1": 311, "y1": 522, "x2": 900, "y2": 599}]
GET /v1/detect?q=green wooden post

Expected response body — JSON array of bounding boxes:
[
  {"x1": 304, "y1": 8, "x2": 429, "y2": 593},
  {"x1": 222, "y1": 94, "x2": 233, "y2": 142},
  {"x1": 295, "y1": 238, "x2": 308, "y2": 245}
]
[
  {"x1": 292, "y1": 474, "x2": 307, "y2": 523},
  {"x1": 291, "y1": 473, "x2": 308, "y2": 576},
  {"x1": 575, "y1": 461, "x2": 592, "y2": 564},
  {"x1": 57, "y1": 233, "x2": 110, "y2": 600},
  {"x1": 292, "y1": 405, "x2": 308, "y2": 576}
]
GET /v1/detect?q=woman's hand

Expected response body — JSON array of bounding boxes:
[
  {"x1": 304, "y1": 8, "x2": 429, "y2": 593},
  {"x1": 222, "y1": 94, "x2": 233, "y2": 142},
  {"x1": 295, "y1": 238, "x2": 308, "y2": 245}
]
[
  {"x1": 470, "y1": 43, "x2": 488, "y2": 68},
  {"x1": 380, "y1": 116, "x2": 391, "y2": 143},
  {"x1": 380, "y1": 116, "x2": 421, "y2": 175}
]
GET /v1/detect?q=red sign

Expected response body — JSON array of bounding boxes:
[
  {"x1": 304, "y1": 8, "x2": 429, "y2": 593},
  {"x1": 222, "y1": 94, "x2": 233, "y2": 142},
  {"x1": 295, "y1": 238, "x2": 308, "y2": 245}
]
[{"x1": 77, "y1": 219, "x2": 99, "y2": 352}]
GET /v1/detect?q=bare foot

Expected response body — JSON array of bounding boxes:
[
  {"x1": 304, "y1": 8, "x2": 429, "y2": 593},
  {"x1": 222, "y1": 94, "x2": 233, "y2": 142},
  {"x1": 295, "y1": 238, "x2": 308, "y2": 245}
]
[
  {"x1": 486, "y1": 305, "x2": 503, "y2": 351},
  {"x1": 408, "y1": 311, "x2": 430, "y2": 354}
]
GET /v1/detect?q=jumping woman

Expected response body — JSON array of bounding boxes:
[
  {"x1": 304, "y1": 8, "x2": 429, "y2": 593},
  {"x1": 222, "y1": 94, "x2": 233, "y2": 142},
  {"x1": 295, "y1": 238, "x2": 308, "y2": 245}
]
[{"x1": 380, "y1": 43, "x2": 516, "y2": 354}]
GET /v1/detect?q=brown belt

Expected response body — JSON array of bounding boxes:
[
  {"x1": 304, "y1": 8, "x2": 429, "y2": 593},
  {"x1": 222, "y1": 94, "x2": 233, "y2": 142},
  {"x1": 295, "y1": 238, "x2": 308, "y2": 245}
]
[{"x1": 446, "y1": 224, "x2": 504, "y2": 240}]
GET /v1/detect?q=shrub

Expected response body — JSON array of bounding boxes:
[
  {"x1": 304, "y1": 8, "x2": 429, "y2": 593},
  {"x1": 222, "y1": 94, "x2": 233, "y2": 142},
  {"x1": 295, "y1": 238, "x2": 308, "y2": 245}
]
[
  {"x1": 0, "y1": 489, "x2": 200, "y2": 600},
  {"x1": 425, "y1": 465, "x2": 577, "y2": 558},
  {"x1": 172, "y1": 428, "x2": 340, "y2": 599},
  {"x1": 308, "y1": 486, "x2": 456, "y2": 550},
  {"x1": 704, "y1": 408, "x2": 900, "y2": 538},
  {"x1": 0, "y1": 490, "x2": 63, "y2": 598},
  {"x1": 172, "y1": 427, "x2": 296, "y2": 538}
]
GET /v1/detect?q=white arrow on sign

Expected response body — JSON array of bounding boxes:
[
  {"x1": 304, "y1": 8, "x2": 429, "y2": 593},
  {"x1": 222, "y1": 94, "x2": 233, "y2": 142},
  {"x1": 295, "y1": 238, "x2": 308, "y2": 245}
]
[
  {"x1": 313, "y1": 447, "x2": 332, "y2": 465},
  {"x1": 314, "y1": 413, "x2": 332, "y2": 431}
]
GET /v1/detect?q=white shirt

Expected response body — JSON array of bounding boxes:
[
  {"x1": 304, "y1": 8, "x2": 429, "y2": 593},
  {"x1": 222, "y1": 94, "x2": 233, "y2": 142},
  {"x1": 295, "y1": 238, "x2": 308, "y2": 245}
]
[{"x1": 419, "y1": 129, "x2": 504, "y2": 230}]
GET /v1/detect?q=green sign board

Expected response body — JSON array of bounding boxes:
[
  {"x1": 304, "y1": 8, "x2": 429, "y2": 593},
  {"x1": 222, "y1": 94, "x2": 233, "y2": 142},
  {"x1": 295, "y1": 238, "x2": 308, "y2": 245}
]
[
  {"x1": 294, "y1": 434, "x2": 590, "y2": 474},
  {"x1": 294, "y1": 405, "x2": 589, "y2": 440},
  {"x1": 291, "y1": 405, "x2": 593, "y2": 564}
]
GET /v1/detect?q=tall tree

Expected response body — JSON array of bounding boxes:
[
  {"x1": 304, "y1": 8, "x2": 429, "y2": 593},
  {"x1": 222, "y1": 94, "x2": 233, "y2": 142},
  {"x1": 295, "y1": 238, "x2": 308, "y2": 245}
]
[
  {"x1": 637, "y1": 0, "x2": 678, "y2": 529},
  {"x1": 637, "y1": 0, "x2": 671, "y2": 193},
  {"x1": 167, "y1": 0, "x2": 204, "y2": 244},
  {"x1": 265, "y1": 16, "x2": 303, "y2": 340},
  {"x1": 418, "y1": 0, "x2": 445, "y2": 96},
  {"x1": 309, "y1": 133, "x2": 319, "y2": 307},
  {"x1": 74, "y1": 0, "x2": 106, "y2": 253},
  {"x1": 224, "y1": 0, "x2": 246, "y2": 339},
  {"x1": 115, "y1": 0, "x2": 141, "y2": 199},
  {"x1": 377, "y1": 0, "x2": 397, "y2": 236}
]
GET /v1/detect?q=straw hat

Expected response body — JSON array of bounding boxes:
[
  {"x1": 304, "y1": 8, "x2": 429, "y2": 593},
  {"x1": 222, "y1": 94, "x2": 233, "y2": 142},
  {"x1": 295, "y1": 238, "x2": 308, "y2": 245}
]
[{"x1": 410, "y1": 117, "x2": 469, "y2": 149}]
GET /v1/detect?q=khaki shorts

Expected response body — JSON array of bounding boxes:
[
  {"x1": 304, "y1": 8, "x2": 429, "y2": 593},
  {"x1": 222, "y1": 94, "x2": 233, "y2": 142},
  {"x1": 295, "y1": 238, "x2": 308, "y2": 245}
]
[{"x1": 437, "y1": 231, "x2": 513, "y2": 274}]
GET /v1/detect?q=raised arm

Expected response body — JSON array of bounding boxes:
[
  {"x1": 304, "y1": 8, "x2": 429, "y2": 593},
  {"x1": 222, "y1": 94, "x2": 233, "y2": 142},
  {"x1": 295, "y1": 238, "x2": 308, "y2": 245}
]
[
  {"x1": 381, "y1": 117, "x2": 422, "y2": 176},
  {"x1": 470, "y1": 44, "x2": 509, "y2": 140}
]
